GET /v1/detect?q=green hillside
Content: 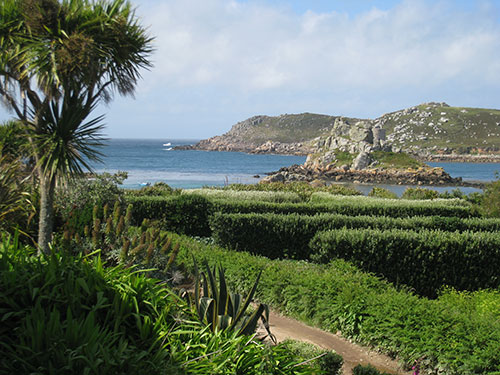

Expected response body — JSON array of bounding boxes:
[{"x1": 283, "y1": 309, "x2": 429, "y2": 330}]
[
  {"x1": 380, "y1": 103, "x2": 500, "y2": 153},
  {"x1": 226, "y1": 113, "x2": 363, "y2": 144}
]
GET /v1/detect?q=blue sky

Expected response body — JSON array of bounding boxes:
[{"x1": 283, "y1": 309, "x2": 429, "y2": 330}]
[{"x1": 1, "y1": 0, "x2": 500, "y2": 139}]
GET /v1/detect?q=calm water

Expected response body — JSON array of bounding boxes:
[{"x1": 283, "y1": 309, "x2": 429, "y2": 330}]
[
  {"x1": 92, "y1": 139, "x2": 306, "y2": 189},
  {"x1": 92, "y1": 139, "x2": 500, "y2": 194}
]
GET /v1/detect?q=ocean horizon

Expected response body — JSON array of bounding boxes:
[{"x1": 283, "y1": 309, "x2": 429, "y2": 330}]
[{"x1": 91, "y1": 138, "x2": 500, "y2": 195}]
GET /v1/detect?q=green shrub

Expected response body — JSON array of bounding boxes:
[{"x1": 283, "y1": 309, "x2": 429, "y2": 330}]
[
  {"x1": 127, "y1": 194, "x2": 212, "y2": 236},
  {"x1": 171, "y1": 233, "x2": 500, "y2": 375},
  {"x1": 368, "y1": 187, "x2": 398, "y2": 199},
  {"x1": 191, "y1": 261, "x2": 273, "y2": 339},
  {"x1": 210, "y1": 212, "x2": 500, "y2": 262},
  {"x1": 308, "y1": 193, "x2": 473, "y2": 217},
  {"x1": 0, "y1": 157, "x2": 34, "y2": 236},
  {"x1": 310, "y1": 228, "x2": 500, "y2": 297},
  {"x1": 482, "y1": 177, "x2": 500, "y2": 217},
  {"x1": 401, "y1": 187, "x2": 439, "y2": 200},
  {"x1": 54, "y1": 171, "x2": 127, "y2": 232},
  {"x1": 0, "y1": 237, "x2": 179, "y2": 373},
  {"x1": 182, "y1": 188, "x2": 303, "y2": 203},
  {"x1": 279, "y1": 340, "x2": 343, "y2": 375},
  {"x1": 223, "y1": 181, "x2": 362, "y2": 200},
  {"x1": 0, "y1": 235, "x2": 322, "y2": 375},
  {"x1": 125, "y1": 182, "x2": 181, "y2": 197},
  {"x1": 210, "y1": 212, "x2": 325, "y2": 260},
  {"x1": 318, "y1": 351, "x2": 344, "y2": 375}
]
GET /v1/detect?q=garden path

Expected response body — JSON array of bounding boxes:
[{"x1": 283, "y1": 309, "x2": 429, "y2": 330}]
[{"x1": 262, "y1": 310, "x2": 412, "y2": 375}]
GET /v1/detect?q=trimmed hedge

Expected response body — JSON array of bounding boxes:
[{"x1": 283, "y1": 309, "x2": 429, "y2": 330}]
[
  {"x1": 310, "y1": 228, "x2": 500, "y2": 297},
  {"x1": 126, "y1": 194, "x2": 212, "y2": 236},
  {"x1": 172, "y1": 233, "x2": 500, "y2": 375},
  {"x1": 210, "y1": 212, "x2": 500, "y2": 261},
  {"x1": 181, "y1": 188, "x2": 303, "y2": 203},
  {"x1": 214, "y1": 197, "x2": 475, "y2": 218}
]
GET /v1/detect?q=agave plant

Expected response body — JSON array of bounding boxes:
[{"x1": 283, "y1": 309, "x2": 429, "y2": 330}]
[{"x1": 192, "y1": 260, "x2": 275, "y2": 342}]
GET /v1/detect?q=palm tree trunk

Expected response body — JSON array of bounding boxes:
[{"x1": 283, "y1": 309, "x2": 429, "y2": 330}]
[{"x1": 38, "y1": 172, "x2": 56, "y2": 255}]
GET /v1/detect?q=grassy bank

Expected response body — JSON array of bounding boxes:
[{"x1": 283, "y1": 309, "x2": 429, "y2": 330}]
[{"x1": 172, "y1": 233, "x2": 500, "y2": 375}]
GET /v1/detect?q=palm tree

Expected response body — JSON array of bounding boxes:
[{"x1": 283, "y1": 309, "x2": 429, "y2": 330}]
[{"x1": 0, "y1": 0, "x2": 153, "y2": 253}]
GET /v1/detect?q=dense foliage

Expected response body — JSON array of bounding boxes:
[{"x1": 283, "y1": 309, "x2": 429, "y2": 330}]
[
  {"x1": 126, "y1": 192, "x2": 476, "y2": 239},
  {"x1": 220, "y1": 182, "x2": 362, "y2": 200},
  {"x1": 210, "y1": 212, "x2": 500, "y2": 262},
  {"x1": 310, "y1": 228, "x2": 500, "y2": 297},
  {"x1": 171, "y1": 233, "x2": 500, "y2": 375},
  {"x1": 0, "y1": 235, "x2": 329, "y2": 375},
  {"x1": 127, "y1": 195, "x2": 213, "y2": 236},
  {"x1": 401, "y1": 187, "x2": 439, "y2": 200},
  {"x1": 55, "y1": 172, "x2": 127, "y2": 230},
  {"x1": 0, "y1": 157, "x2": 34, "y2": 236},
  {"x1": 0, "y1": 0, "x2": 154, "y2": 253}
]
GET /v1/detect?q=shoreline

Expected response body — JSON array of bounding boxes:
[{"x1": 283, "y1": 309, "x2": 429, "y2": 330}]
[
  {"x1": 418, "y1": 154, "x2": 500, "y2": 163},
  {"x1": 262, "y1": 164, "x2": 487, "y2": 189}
]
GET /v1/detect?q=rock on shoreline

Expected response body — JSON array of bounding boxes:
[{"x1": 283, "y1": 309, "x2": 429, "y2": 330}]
[
  {"x1": 262, "y1": 164, "x2": 485, "y2": 188},
  {"x1": 175, "y1": 139, "x2": 312, "y2": 155}
]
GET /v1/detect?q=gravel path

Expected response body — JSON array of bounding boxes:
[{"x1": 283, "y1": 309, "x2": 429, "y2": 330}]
[{"x1": 264, "y1": 310, "x2": 411, "y2": 375}]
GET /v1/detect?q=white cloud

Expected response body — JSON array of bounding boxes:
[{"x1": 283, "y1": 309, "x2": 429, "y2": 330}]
[{"x1": 139, "y1": 0, "x2": 500, "y2": 94}]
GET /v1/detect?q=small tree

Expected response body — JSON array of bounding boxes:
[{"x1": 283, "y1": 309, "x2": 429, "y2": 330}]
[{"x1": 0, "y1": 0, "x2": 153, "y2": 253}]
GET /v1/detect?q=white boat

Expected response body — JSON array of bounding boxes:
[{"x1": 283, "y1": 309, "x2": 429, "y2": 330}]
[
  {"x1": 163, "y1": 147, "x2": 173, "y2": 151},
  {"x1": 163, "y1": 142, "x2": 171, "y2": 146}
]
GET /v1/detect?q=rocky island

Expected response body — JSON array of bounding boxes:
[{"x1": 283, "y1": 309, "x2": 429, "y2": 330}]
[
  {"x1": 260, "y1": 117, "x2": 482, "y2": 187},
  {"x1": 176, "y1": 102, "x2": 499, "y2": 187}
]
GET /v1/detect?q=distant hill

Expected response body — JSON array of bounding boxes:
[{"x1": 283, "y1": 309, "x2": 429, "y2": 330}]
[
  {"x1": 378, "y1": 102, "x2": 500, "y2": 154},
  {"x1": 178, "y1": 103, "x2": 500, "y2": 156}
]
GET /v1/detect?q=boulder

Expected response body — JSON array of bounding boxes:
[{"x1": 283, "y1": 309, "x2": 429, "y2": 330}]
[
  {"x1": 352, "y1": 152, "x2": 372, "y2": 170},
  {"x1": 349, "y1": 122, "x2": 373, "y2": 143}
]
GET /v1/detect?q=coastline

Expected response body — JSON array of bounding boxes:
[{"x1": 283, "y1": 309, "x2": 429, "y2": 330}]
[
  {"x1": 263, "y1": 164, "x2": 487, "y2": 189},
  {"x1": 418, "y1": 154, "x2": 500, "y2": 163}
]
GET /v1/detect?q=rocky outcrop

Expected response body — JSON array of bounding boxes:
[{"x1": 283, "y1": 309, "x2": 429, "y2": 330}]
[
  {"x1": 352, "y1": 152, "x2": 372, "y2": 170},
  {"x1": 261, "y1": 164, "x2": 484, "y2": 188},
  {"x1": 419, "y1": 154, "x2": 500, "y2": 163},
  {"x1": 176, "y1": 102, "x2": 500, "y2": 159},
  {"x1": 174, "y1": 113, "x2": 339, "y2": 155},
  {"x1": 306, "y1": 118, "x2": 392, "y2": 169},
  {"x1": 250, "y1": 141, "x2": 313, "y2": 155}
]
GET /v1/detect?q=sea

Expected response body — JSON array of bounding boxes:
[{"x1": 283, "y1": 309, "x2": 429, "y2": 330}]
[{"x1": 91, "y1": 139, "x2": 500, "y2": 196}]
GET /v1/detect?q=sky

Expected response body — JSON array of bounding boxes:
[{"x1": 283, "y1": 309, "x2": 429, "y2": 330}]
[{"x1": 1, "y1": 0, "x2": 500, "y2": 139}]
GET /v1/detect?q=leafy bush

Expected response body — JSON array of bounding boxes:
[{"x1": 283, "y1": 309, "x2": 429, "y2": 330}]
[
  {"x1": 310, "y1": 228, "x2": 500, "y2": 297},
  {"x1": 0, "y1": 235, "x2": 324, "y2": 375},
  {"x1": 223, "y1": 181, "x2": 361, "y2": 200},
  {"x1": 308, "y1": 193, "x2": 473, "y2": 217},
  {"x1": 481, "y1": 177, "x2": 500, "y2": 217},
  {"x1": 171, "y1": 233, "x2": 500, "y2": 375},
  {"x1": 368, "y1": 187, "x2": 398, "y2": 199},
  {"x1": 0, "y1": 157, "x2": 34, "y2": 236},
  {"x1": 183, "y1": 188, "x2": 303, "y2": 203},
  {"x1": 127, "y1": 192, "x2": 476, "y2": 240},
  {"x1": 401, "y1": 187, "x2": 439, "y2": 200},
  {"x1": 127, "y1": 194, "x2": 212, "y2": 236},
  {"x1": 0, "y1": 236, "x2": 180, "y2": 373},
  {"x1": 190, "y1": 261, "x2": 273, "y2": 340},
  {"x1": 56, "y1": 202, "x2": 186, "y2": 283},
  {"x1": 54, "y1": 171, "x2": 127, "y2": 232},
  {"x1": 279, "y1": 340, "x2": 343, "y2": 375},
  {"x1": 125, "y1": 182, "x2": 181, "y2": 197},
  {"x1": 210, "y1": 212, "x2": 500, "y2": 261},
  {"x1": 0, "y1": 120, "x2": 31, "y2": 161}
]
